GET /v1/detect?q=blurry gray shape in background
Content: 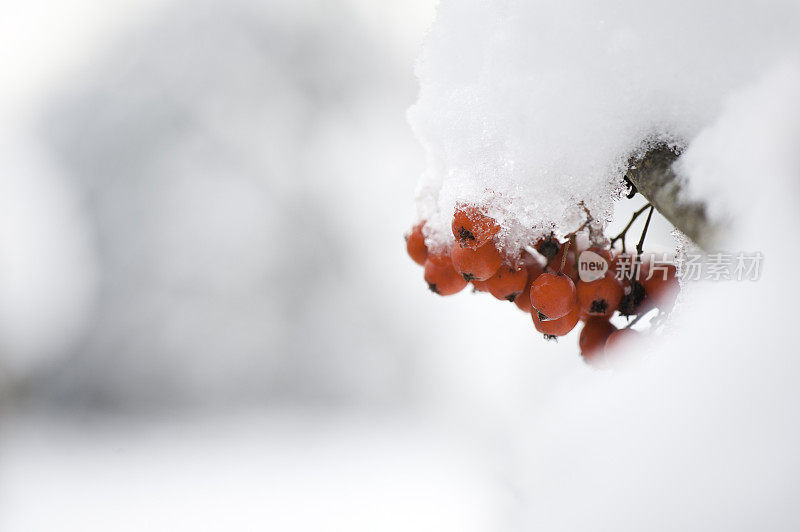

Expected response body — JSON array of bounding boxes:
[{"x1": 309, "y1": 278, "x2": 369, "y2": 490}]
[{"x1": 29, "y1": 0, "x2": 424, "y2": 413}]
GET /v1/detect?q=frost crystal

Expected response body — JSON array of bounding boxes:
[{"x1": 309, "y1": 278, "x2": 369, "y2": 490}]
[{"x1": 409, "y1": 0, "x2": 800, "y2": 254}]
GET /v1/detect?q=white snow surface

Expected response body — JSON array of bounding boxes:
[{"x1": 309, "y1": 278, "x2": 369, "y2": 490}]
[
  {"x1": 3, "y1": 2, "x2": 800, "y2": 530},
  {"x1": 508, "y1": 31, "x2": 800, "y2": 532},
  {"x1": 407, "y1": 5, "x2": 800, "y2": 528},
  {"x1": 675, "y1": 61, "x2": 800, "y2": 241},
  {"x1": 409, "y1": 0, "x2": 800, "y2": 253},
  {"x1": 0, "y1": 413, "x2": 499, "y2": 532}
]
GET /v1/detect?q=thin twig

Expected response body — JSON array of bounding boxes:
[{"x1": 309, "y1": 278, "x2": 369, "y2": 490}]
[
  {"x1": 563, "y1": 201, "x2": 594, "y2": 239},
  {"x1": 635, "y1": 206, "x2": 655, "y2": 256},
  {"x1": 630, "y1": 205, "x2": 654, "y2": 281},
  {"x1": 558, "y1": 238, "x2": 571, "y2": 274},
  {"x1": 571, "y1": 233, "x2": 579, "y2": 269},
  {"x1": 609, "y1": 203, "x2": 650, "y2": 253}
]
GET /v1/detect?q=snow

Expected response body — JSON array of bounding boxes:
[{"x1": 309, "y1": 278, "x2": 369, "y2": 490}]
[
  {"x1": 675, "y1": 61, "x2": 800, "y2": 243},
  {"x1": 406, "y1": 2, "x2": 800, "y2": 529},
  {"x1": 409, "y1": 0, "x2": 800, "y2": 253},
  {"x1": 2, "y1": 0, "x2": 800, "y2": 530},
  {"x1": 0, "y1": 413, "x2": 499, "y2": 532},
  {"x1": 509, "y1": 44, "x2": 800, "y2": 532}
]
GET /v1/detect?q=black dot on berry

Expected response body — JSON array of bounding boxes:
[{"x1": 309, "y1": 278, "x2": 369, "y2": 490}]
[
  {"x1": 537, "y1": 239, "x2": 559, "y2": 259},
  {"x1": 590, "y1": 299, "x2": 608, "y2": 314},
  {"x1": 458, "y1": 227, "x2": 476, "y2": 242},
  {"x1": 428, "y1": 283, "x2": 439, "y2": 294}
]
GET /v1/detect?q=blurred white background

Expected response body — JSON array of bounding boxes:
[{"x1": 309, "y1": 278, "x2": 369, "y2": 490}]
[
  {"x1": 2, "y1": 1, "x2": 791, "y2": 531},
  {"x1": 0, "y1": 1, "x2": 583, "y2": 530}
]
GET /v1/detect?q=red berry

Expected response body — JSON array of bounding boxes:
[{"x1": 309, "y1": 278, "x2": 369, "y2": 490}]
[
  {"x1": 513, "y1": 260, "x2": 542, "y2": 312},
  {"x1": 604, "y1": 328, "x2": 640, "y2": 354},
  {"x1": 471, "y1": 279, "x2": 491, "y2": 292},
  {"x1": 405, "y1": 223, "x2": 428, "y2": 266},
  {"x1": 576, "y1": 275, "x2": 624, "y2": 317},
  {"x1": 579, "y1": 317, "x2": 617, "y2": 366},
  {"x1": 424, "y1": 252, "x2": 468, "y2": 296},
  {"x1": 642, "y1": 263, "x2": 679, "y2": 312},
  {"x1": 451, "y1": 242, "x2": 503, "y2": 282},
  {"x1": 546, "y1": 245, "x2": 578, "y2": 282},
  {"x1": 530, "y1": 272, "x2": 577, "y2": 321},
  {"x1": 486, "y1": 263, "x2": 528, "y2": 302},
  {"x1": 452, "y1": 205, "x2": 500, "y2": 250},
  {"x1": 531, "y1": 302, "x2": 580, "y2": 337},
  {"x1": 585, "y1": 246, "x2": 614, "y2": 262},
  {"x1": 514, "y1": 287, "x2": 533, "y2": 312}
]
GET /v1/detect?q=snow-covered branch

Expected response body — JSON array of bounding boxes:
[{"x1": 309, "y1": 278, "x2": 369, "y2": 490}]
[{"x1": 625, "y1": 147, "x2": 722, "y2": 251}]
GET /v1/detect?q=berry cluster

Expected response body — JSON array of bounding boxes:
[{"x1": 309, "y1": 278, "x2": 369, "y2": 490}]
[{"x1": 405, "y1": 204, "x2": 680, "y2": 367}]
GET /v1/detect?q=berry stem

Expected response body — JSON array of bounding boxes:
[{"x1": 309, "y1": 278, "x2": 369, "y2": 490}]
[
  {"x1": 631, "y1": 205, "x2": 654, "y2": 281},
  {"x1": 558, "y1": 238, "x2": 571, "y2": 274},
  {"x1": 610, "y1": 203, "x2": 650, "y2": 253},
  {"x1": 567, "y1": 201, "x2": 594, "y2": 237},
  {"x1": 635, "y1": 205, "x2": 655, "y2": 256},
  {"x1": 571, "y1": 233, "x2": 579, "y2": 268}
]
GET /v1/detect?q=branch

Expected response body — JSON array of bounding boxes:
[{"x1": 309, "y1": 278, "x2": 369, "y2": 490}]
[{"x1": 624, "y1": 146, "x2": 722, "y2": 251}]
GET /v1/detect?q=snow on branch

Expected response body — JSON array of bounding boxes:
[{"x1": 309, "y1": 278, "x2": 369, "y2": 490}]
[{"x1": 625, "y1": 146, "x2": 722, "y2": 251}]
